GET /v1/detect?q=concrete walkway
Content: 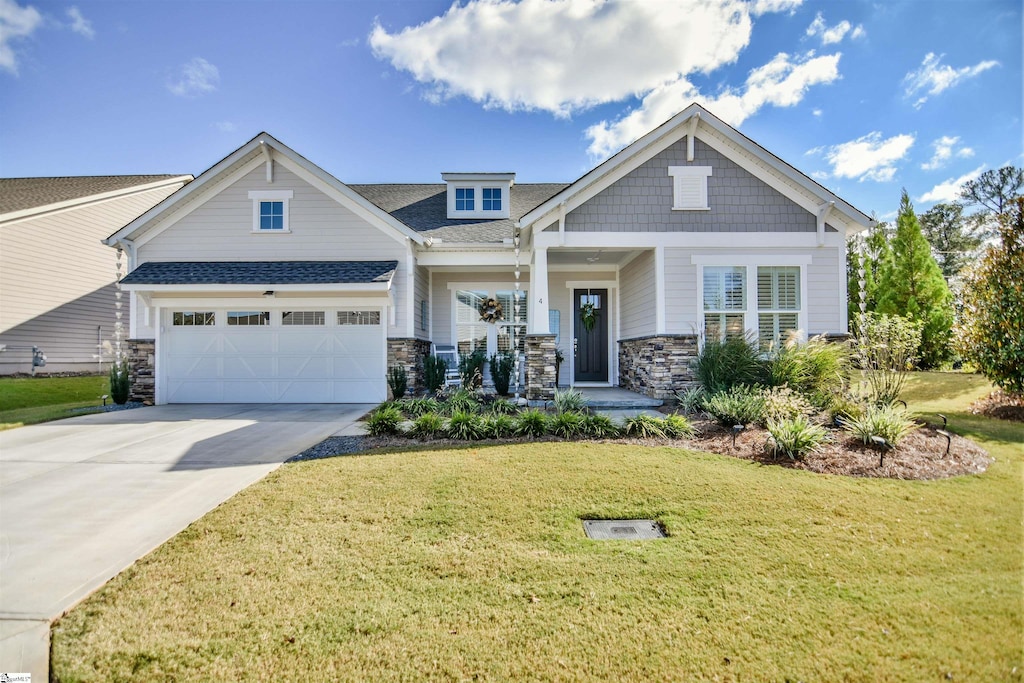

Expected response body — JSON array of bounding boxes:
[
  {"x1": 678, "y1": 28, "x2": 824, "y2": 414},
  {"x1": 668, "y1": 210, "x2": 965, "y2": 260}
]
[{"x1": 0, "y1": 403, "x2": 371, "y2": 678}]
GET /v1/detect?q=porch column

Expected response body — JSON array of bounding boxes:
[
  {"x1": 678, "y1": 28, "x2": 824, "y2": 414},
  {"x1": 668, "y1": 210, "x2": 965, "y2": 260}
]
[{"x1": 528, "y1": 247, "x2": 550, "y2": 334}]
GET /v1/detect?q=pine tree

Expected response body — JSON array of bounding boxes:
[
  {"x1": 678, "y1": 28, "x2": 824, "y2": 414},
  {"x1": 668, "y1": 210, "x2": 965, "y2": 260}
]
[
  {"x1": 876, "y1": 190, "x2": 955, "y2": 368},
  {"x1": 918, "y1": 202, "x2": 983, "y2": 280}
]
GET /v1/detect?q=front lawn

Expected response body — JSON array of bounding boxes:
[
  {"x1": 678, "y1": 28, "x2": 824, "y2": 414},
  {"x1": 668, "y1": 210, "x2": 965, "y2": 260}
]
[
  {"x1": 0, "y1": 374, "x2": 109, "y2": 430},
  {"x1": 51, "y1": 374, "x2": 1022, "y2": 681}
]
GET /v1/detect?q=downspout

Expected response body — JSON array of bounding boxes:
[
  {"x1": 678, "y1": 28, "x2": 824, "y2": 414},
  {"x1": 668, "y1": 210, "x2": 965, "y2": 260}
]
[{"x1": 816, "y1": 201, "x2": 834, "y2": 247}]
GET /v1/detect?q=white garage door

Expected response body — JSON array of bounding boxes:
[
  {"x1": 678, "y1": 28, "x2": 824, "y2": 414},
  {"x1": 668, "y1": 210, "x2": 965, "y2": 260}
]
[{"x1": 162, "y1": 308, "x2": 386, "y2": 403}]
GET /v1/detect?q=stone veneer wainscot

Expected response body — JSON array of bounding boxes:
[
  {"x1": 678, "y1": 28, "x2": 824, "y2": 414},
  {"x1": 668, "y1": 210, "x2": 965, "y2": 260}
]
[
  {"x1": 387, "y1": 338, "x2": 433, "y2": 396},
  {"x1": 618, "y1": 335, "x2": 698, "y2": 400},
  {"x1": 125, "y1": 339, "x2": 155, "y2": 404},
  {"x1": 524, "y1": 334, "x2": 557, "y2": 402}
]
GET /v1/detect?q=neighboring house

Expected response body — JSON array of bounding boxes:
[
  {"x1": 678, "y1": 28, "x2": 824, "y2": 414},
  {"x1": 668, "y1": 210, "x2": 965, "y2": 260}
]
[
  {"x1": 0, "y1": 175, "x2": 192, "y2": 374},
  {"x1": 106, "y1": 103, "x2": 871, "y2": 404}
]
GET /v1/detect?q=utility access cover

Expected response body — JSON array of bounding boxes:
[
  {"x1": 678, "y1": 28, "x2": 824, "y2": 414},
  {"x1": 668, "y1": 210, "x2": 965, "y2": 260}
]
[{"x1": 582, "y1": 519, "x2": 666, "y2": 540}]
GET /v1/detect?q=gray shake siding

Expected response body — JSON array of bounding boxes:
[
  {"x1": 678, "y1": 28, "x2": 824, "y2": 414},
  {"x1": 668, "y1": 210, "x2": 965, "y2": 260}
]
[{"x1": 564, "y1": 138, "x2": 831, "y2": 233}]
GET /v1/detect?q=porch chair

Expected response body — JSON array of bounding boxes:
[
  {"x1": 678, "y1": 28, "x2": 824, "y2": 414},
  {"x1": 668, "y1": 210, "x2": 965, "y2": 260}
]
[{"x1": 432, "y1": 344, "x2": 462, "y2": 387}]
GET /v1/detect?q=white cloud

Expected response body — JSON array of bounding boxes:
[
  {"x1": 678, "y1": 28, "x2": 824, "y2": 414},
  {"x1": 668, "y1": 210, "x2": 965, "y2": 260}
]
[
  {"x1": 586, "y1": 50, "x2": 840, "y2": 158},
  {"x1": 812, "y1": 108, "x2": 823, "y2": 117},
  {"x1": 213, "y1": 121, "x2": 236, "y2": 133},
  {"x1": 0, "y1": 0, "x2": 42, "y2": 75},
  {"x1": 921, "y1": 135, "x2": 974, "y2": 171},
  {"x1": 67, "y1": 6, "x2": 93, "y2": 39},
  {"x1": 918, "y1": 165, "x2": 985, "y2": 204},
  {"x1": 903, "y1": 52, "x2": 999, "y2": 108},
  {"x1": 805, "y1": 12, "x2": 863, "y2": 45},
  {"x1": 168, "y1": 57, "x2": 219, "y2": 97},
  {"x1": 750, "y1": 0, "x2": 802, "y2": 15},
  {"x1": 814, "y1": 131, "x2": 915, "y2": 182}
]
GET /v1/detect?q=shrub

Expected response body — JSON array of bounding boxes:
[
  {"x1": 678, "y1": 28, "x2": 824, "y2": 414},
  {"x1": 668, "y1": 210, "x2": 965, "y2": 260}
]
[
  {"x1": 956, "y1": 198, "x2": 1024, "y2": 395},
  {"x1": 400, "y1": 397, "x2": 441, "y2": 418},
  {"x1": 766, "y1": 416, "x2": 828, "y2": 460},
  {"x1": 822, "y1": 392, "x2": 865, "y2": 424},
  {"x1": 553, "y1": 388, "x2": 586, "y2": 414},
  {"x1": 515, "y1": 408, "x2": 549, "y2": 437},
  {"x1": 549, "y1": 411, "x2": 585, "y2": 438},
  {"x1": 489, "y1": 351, "x2": 515, "y2": 396},
  {"x1": 422, "y1": 355, "x2": 448, "y2": 395},
  {"x1": 446, "y1": 410, "x2": 486, "y2": 440},
  {"x1": 840, "y1": 404, "x2": 919, "y2": 446},
  {"x1": 443, "y1": 388, "x2": 480, "y2": 415},
  {"x1": 661, "y1": 413, "x2": 696, "y2": 438},
  {"x1": 489, "y1": 398, "x2": 519, "y2": 416},
  {"x1": 673, "y1": 386, "x2": 705, "y2": 415},
  {"x1": 458, "y1": 349, "x2": 487, "y2": 390},
  {"x1": 109, "y1": 359, "x2": 130, "y2": 405},
  {"x1": 386, "y1": 365, "x2": 408, "y2": 400},
  {"x1": 482, "y1": 414, "x2": 516, "y2": 439},
  {"x1": 857, "y1": 313, "x2": 922, "y2": 406},
  {"x1": 623, "y1": 414, "x2": 667, "y2": 439},
  {"x1": 581, "y1": 413, "x2": 620, "y2": 438},
  {"x1": 702, "y1": 385, "x2": 766, "y2": 426},
  {"x1": 365, "y1": 404, "x2": 404, "y2": 436},
  {"x1": 762, "y1": 386, "x2": 815, "y2": 425},
  {"x1": 694, "y1": 334, "x2": 764, "y2": 393},
  {"x1": 408, "y1": 412, "x2": 446, "y2": 439}
]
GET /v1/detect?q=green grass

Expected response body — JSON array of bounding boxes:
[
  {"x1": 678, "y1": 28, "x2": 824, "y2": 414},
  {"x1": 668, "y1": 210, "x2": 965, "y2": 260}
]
[
  {"x1": 50, "y1": 373, "x2": 1023, "y2": 681},
  {"x1": 0, "y1": 374, "x2": 109, "y2": 430}
]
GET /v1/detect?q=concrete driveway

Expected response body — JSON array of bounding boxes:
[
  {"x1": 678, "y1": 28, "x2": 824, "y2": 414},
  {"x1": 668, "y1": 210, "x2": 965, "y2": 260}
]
[{"x1": 0, "y1": 403, "x2": 371, "y2": 678}]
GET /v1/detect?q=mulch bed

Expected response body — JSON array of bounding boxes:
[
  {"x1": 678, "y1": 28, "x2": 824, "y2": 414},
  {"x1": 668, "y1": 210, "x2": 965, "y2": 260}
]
[
  {"x1": 970, "y1": 390, "x2": 1024, "y2": 423},
  {"x1": 291, "y1": 415, "x2": 992, "y2": 481}
]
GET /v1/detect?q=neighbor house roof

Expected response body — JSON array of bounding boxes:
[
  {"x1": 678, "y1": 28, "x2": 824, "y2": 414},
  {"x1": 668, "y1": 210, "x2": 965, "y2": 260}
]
[
  {"x1": 349, "y1": 183, "x2": 568, "y2": 243},
  {"x1": 0, "y1": 175, "x2": 190, "y2": 216},
  {"x1": 120, "y1": 260, "x2": 398, "y2": 286}
]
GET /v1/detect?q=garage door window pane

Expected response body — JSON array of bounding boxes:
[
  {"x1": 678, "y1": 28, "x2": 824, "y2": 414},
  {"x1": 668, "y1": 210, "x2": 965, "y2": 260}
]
[
  {"x1": 282, "y1": 311, "x2": 325, "y2": 326},
  {"x1": 173, "y1": 311, "x2": 215, "y2": 326},
  {"x1": 228, "y1": 311, "x2": 270, "y2": 326},
  {"x1": 338, "y1": 311, "x2": 381, "y2": 325}
]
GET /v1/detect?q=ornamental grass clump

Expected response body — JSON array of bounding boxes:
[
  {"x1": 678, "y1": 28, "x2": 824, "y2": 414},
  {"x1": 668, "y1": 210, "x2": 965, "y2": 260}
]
[
  {"x1": 365, "y1": 404, "x2": 404, "y2": 436},
  {"x1": 581, "y1": 413, "x2": 621, "y2": 439},
  {"x1": 622, "y1": 414, "x2": 667, "y2": 439},
  {"x1": 446, "y1": 410, "x2": 486, "y2": 440},
  {"x1": 399, "y1": 397, "x2": 441, "y2": 418},
  {"x1": 514, "y1": 409, "x2": 549, "y2": 437},
  {"x1": 673, "y1": 386, "x2": 705, "y2": 415},
  {"x1": 489, "y1": 398, "x2": 519, "y2": 416},
  {"x1": 481, "y1": 414, "x2": 516, "y2": 439},
  {"x1": 443, "y1": 388, "x2": 480, "y2": 415},
  {"x1": 702, "y1": 385, "x2": 766, "y2": 426},
  {"x1": 549, "y1": 411, "x2": 585, "y2": 438},
  {"x1": 766, "y1": 332, "x2": 850, "y2": 402},
  {"x1": 408, "y1": 412, "x2": 446, "y2": 439},
  {"x1": 761, "y1": 386, "x2": 815, "y2": 425},
  {"x1": 694, "y1": 335, "x2": 764, "y2": 393},
  {"x1": 661, "y1": 413, "x2": 696, "y2": 438},
  {"x1": 840, "y1": 404, "x2": 919, "y2": 447},
  {"x1": 766, "y1": 416, "x2": 829, "y2": 460},
  {"x1": 552, "y1": 388, "x2": 587, "y2": 414}
]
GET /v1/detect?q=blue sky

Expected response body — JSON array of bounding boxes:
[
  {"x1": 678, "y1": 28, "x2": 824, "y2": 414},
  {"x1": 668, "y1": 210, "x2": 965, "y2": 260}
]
[{"x1": 0, "y1": 0, "x2": 1019, "y2": 220}]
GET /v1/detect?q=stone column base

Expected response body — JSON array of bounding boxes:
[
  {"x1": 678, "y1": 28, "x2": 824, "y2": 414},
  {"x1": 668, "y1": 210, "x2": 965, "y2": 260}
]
[
  {"x1": 618, "y1": 335, "x2": 698, "y2": 399},
  {"x1": 525, "y1": 334, "x2": 557, "y2": 402},
  {"x1": 125, "y1": 339, "x2": 155, "y2": 404},
  {"x1": 387, "y1": 338, "x2": 433, "y2": 397}
]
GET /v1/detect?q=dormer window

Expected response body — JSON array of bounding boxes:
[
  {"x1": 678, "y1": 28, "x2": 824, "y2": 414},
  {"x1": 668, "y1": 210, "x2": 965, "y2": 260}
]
[
  {"x1": 455, "y1": 187, "x2": 475, "y2": 211},
  {"x1": 482, "y1": 187, "x2": 502, "y2": 211},
  {"x1": 442, "y1": 172, "x2": 514, "y2": 219}
]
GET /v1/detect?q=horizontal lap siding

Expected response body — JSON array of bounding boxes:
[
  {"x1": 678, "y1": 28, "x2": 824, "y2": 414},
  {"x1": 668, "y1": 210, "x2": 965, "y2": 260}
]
[
  {"x1": 0, "y1": 184, "x2": 182, "y2": 367},
  {"x1": 808, "y1": 248, "x2": 842, "y2": 333},
  {"x1": 565, "y1": 137, "x2": 816, "y2": 233},
  {"x1": 138, "y1": 163, "x2": 409, "y2": 338},
  {"x1": 664, "y1": 248, "x2": 698, "y2": 333},
  {"x1": 414, "y1": 264, "x2": 429, "y2": 340},
  {"x1": 619, "y1": 251, "x2": 655, "y2": 338}
]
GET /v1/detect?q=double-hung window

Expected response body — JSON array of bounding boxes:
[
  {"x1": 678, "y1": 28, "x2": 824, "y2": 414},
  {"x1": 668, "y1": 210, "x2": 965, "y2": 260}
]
[
  {"x1": 703, "y1": 266, "x2": 746, "y2": 341},
  {"x1": 757, "y1": 266, "x2": 800, "y2": 348},
  {"x1": 454, "y1": 288, "x2": 528, "y2": 357}
]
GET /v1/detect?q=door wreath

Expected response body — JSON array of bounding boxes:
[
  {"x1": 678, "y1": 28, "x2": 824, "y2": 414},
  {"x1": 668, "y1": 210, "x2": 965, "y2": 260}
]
[
  {"x1": 580, "y1": 301, "x2": 599, "y2": 332},
  {"x1": 478, "y1": 297, "x2": 504, "y2": 323}
]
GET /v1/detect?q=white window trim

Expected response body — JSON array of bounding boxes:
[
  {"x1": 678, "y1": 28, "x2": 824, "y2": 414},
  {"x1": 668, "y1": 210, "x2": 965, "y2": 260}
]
[
  {"x1": 446, "y1": 184, "x2": 509, "y2": 219},
  {"x1": 449, "y1": 285, "x2": 528, "y2": 358},
  {"x1": 248, "y1": 190, "x2": 293, "y2": 233},
  {"x1": 668, "y1": 166, "x2": 712, "y2": 211},
  {"x1": 694, "y1": 256, "x2": 809, "y2": 344}
]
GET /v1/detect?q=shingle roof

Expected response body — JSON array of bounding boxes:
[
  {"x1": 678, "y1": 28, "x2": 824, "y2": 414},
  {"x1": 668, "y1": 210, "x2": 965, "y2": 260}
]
[
  {"x1": 349, "y1": 183, "x2": 568, "y2": 243},
  {"x1": 121, "y1": 260, "x2": 398, "y2": 286},
  {"x1": 0, "y1": 175, "x2": 187, "y2": 215}
]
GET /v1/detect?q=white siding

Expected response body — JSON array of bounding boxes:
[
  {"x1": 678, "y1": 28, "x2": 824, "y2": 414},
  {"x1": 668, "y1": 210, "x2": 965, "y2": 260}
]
[
  {"x1": 619, "y1": 250, "x2": 656, "y2": 339},
  {"x1": 136, "y1": 162, "x2": 410, "y2": 339},
  {"x1": 0, "y1": 184, "x2": 183, "y2": 372},
  {"x1": 664, "y1": 248, "x2": 699, "y2": 333}
]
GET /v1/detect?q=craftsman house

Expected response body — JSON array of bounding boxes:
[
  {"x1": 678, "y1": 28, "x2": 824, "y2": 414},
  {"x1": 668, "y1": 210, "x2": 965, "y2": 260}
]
[{"x1": 106, "y1": 103, "x2": 871, "y2": 404}]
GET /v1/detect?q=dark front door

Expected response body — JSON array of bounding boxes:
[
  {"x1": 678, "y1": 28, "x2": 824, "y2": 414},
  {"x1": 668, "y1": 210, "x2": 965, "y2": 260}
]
[{"x1": 574, "y1": 288, "x2": 608, "y2": 382}]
